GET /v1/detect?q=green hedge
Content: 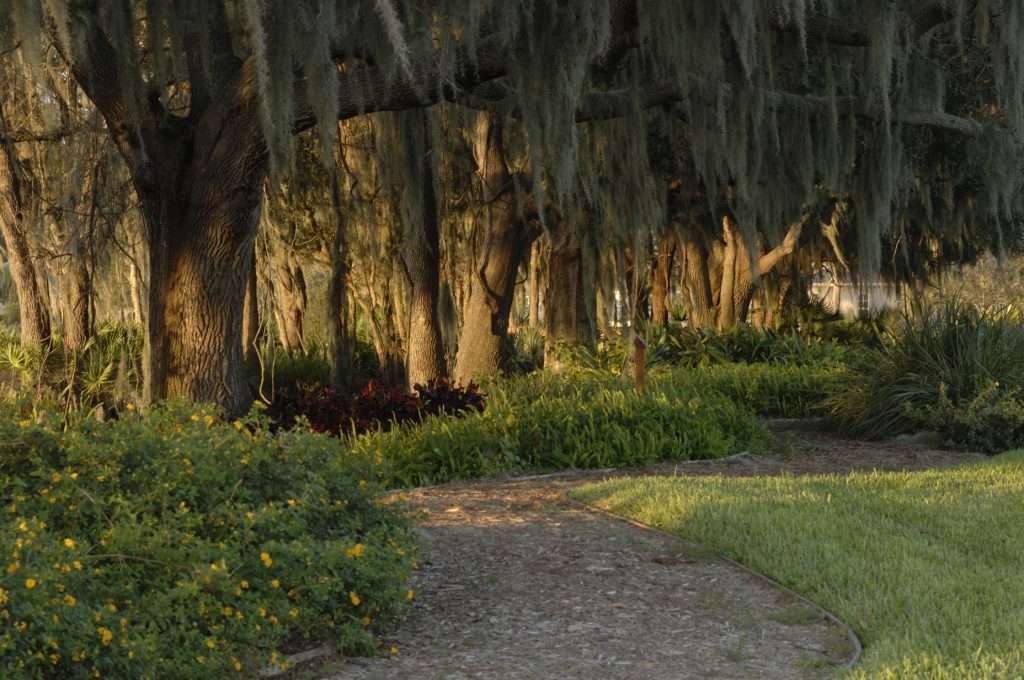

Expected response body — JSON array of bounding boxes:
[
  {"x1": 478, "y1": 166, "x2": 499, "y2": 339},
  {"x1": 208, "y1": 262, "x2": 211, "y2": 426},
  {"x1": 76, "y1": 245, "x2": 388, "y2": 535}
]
[
  {"x1": 0, "y1": 401, "x2": 417, "y2": 679},
  {"x1": 343, "y1": 370, "x2": 771, "y2": 488}
]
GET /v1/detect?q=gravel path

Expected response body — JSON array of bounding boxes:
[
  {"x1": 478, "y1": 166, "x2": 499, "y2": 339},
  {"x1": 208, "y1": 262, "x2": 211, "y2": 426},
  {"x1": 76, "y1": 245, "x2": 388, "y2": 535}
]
[{"x1": 316, "y1": 423, "x2": 981, "y2": 680}]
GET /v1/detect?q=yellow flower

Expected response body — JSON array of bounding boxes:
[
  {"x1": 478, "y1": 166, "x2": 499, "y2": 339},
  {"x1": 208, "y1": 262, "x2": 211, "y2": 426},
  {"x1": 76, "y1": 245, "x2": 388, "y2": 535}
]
[
  {"x1": 6, "y1": 561, "x2": 20, "y2": 574},
  {"x1": 406, "y1": 589, "x2": 414, "y2": 601},
  {"x1": 362, "y1": 616, "x2": 370, "y2": 626},
  {"x1": 222, "y1": 606, "x2": 233, "y2": 617},
  {"x1": 358, "y1": 480, "x2": 367, "y2": 488},
  {"x1": 190, "y1": 414, "x2": 200, "y2": 421},
  {"x1": 24, "y1": 579, "x2": 36, "y2": 589},
  {"x1": 347, "y1": 543, "x2": 365, "y2": 559},
  {"x1": 240, "y1": 580, "x2": 249, "y2": 589},
  {"x1": 390, "y1": 646, "x2": 399, "y2": 655},
  {"x1": 260, "y1": 552, "x2": 273, "y2": 568},
  {"x1": 206, "y1": 639, "x2": 216, "y2": 649},
  {"x1": 72, "y1": 561, "x2": 82, "y2": 570},
  {"x1": 204, "y1": 415, "x2": 214, "y2": 425},
  {"x1": 63, "y1": 538, "x2": 75, "y2": 549},
  {"x1": 125, "y1": 403, "x2": 134, "y2": 411},
  {"x1": 349, "y1": 591, "x2": 360, "y2": 607},
  {"x1": 288, "y1": 608, "x2": 298, "y2": 618},
  {"x1": 270, "y1": 579, "x2": 280, "y2": 588},
  {"x1": 233, "y1": 420, "x2": 243, "y2": 430},
  {"x1": 233, "y1": 660, "x2": 242, "y2": 671},
  {"x1": 97, "y1": 627, "x2": 113, "y2": 646},
  {"x1": 64, "y1": 594, "x2": 76, "y2": 607}
]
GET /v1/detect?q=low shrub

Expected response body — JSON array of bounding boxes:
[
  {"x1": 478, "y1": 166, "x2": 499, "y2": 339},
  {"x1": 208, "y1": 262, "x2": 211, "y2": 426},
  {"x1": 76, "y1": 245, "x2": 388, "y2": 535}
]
[
  {"x1": 341, "y1": 371, "x2": 769, "y2": 488},
  {"x1": 267, "y1": 378, "x2": 485, "y2": 436},
  {"x1": 0, "y1": 401, "x2": 417, "y2": 679},
  {"x1": 675, "y1": 362, "x2": 850, "y2": 418},
  {"x1": 918, "y1": 384, "x2": 1024, "y2": 453}
]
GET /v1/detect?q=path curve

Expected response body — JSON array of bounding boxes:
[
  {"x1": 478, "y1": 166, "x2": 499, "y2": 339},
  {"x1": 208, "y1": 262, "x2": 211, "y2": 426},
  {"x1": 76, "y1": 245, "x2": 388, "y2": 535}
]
[{"x1": 321, "y1": 424, "x2": 980, "y2": 679}]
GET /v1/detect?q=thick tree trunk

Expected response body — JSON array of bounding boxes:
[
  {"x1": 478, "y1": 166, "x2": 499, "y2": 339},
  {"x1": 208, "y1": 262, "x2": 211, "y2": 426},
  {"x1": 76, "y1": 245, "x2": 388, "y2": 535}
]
[
  {"x1": 401, "y1": 116, "x2": 446, "y2": 388},
  {"x1": 649, "y1": 233, "x2": 676, "y2": 326},
  {"x1": 544, "y1": 223, "x2": 596, "y2": 356},
  {"x1": 0, "y1": 125, "x2": 51, "y2": 346},
  {"x1": 453, "y1": 113, "x2": 533, "y2": 385}
]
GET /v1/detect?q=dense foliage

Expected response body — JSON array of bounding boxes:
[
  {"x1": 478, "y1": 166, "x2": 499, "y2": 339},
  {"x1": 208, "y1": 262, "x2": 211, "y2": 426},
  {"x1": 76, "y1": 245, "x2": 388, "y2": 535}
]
[
  {"x1": 0, "y1": 402, "x2": 418, "y2": 678},
  {"x1": 266, "y1": 378, "x2": 485, "y2": 437},
  {"x1": 825, "y1": 298, "x2": 1024, "y2": 448}
]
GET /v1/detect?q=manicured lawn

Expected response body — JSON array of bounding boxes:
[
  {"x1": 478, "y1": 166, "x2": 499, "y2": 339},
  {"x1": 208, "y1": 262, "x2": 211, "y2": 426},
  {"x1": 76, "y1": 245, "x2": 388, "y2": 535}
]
[{"x1": 573, "y1": 451, "x2": 1024, "y2": 679}]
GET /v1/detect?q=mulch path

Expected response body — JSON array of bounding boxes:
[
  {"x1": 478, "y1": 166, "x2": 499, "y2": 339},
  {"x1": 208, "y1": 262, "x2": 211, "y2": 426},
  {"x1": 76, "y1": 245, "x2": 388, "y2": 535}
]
[{"x1": 317, "y1": 422, "x2": 984, "y2": 680}]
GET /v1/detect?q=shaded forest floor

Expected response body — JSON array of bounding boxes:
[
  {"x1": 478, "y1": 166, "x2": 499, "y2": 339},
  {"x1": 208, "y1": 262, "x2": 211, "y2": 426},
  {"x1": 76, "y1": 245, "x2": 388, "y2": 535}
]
[{"x1": 308, "y1": 422, "x2": 983, "y2": 679}]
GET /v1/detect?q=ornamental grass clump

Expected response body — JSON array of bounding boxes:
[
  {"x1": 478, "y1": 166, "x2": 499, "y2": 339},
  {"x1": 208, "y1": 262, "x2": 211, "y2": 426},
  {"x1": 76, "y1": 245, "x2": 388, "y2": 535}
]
[
  {"x1": 824, "y1": 297, "x2": 1024, "y2": 440},
  {"x1": 0, "y1": 400, "x2": 417, "y2": 679}
]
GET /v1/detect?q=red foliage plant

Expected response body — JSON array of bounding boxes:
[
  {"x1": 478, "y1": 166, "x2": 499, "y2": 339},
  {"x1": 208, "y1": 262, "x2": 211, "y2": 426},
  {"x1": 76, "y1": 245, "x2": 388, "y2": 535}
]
[{"x1": 266, "y1": 378, "x2": 485, "y2": 437}]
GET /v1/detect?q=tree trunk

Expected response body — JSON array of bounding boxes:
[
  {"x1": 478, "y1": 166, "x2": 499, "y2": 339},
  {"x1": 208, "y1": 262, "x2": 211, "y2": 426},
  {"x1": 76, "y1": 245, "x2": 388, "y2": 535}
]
[
  {"x1": 717, "y1": 216, "x2": 740, "y2": 330},
  {"x1": 267, "y1": 220, "x2": 307, "y2": 354},
  {"x1": 453, "y1": 113, "x2": 533, "y2": 385},
  {"x1": 528, "y1": 239, "x2": 542, "y2": 326},
  {"x1": 544, "y1": 223, "x2": 596, "y2": 356},
  {"x1": 0, "y1": 118, "x2": 51, "y2": 346},
  {"x1": 134, "y1": 95, "x2": 267, "y2": 415},
  {"x1": 242, "y1": 243, "x2": 260, "y2": 378},
  {"x1": 62, "y1": 235, "x2": 91, "y2": 351},
  {"x1": 401, "y1": 114, "x2": 446, "y2": 388},
  {"x1": 649, "y1": 232, "x2": 676, "y2": 326},
  {"x1": 327, "y1": 164, "x2": 353, "y2": 391},
  {"x1": 679, "y1": 236, "x2": 714, "y2": 330}
]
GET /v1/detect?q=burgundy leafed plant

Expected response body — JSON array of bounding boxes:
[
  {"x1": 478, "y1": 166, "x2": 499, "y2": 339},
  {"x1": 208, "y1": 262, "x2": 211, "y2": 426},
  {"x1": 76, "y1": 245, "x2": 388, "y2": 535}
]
[{"x1": 266, "y1": 378, "x2": 485, "y2": 437}]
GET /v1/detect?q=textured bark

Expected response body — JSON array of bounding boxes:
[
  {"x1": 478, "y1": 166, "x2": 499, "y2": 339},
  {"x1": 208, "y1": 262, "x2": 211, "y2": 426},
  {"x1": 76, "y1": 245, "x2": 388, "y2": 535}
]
[
  {"x1": 0, "y1": 119, "x2": 51, "y2": 346},
  {"x1": 401, "y1": 115, "x2": 446, "y2": 388},
  {"x1": 454, "y1": 113, "x2": 533, "y2": 385},
  {"x1": 242, "y1": 246, "x2": 260, "y2": 378},
  {"x1": 267, "y1": 221, "x2": 307, "y2": 354},
  {"x1": 327, "y1": 167, "x2": 353, "y2": 391},
  {"x1": 681, "y1": 239, "x2": 715, "y2": 330},
  {"x1": 544, "y1": 223, "x2": 595, "y2": 353},
  {"x1": 528, "y1": 240, "x2": 542, "y2": 326},
  {"x1": 649, "y1": 233, "x2": 676, "y2": 327},
  {"x1": 62, "y1": 236, "x2": 91, "y2": 351},
  {"x1": 717, "y1": 216, "x2": 740, "y2": 330}
]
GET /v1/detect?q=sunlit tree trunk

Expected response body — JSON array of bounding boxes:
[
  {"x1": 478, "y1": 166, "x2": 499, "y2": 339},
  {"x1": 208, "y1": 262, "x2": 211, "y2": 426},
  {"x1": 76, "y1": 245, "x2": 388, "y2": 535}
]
[
  {"x1": 649, "y1": 232, "x2": 676, "y2": 326},
  {"x1": 454, "y1": 113, "x2": 534, "y2": 384},
  {"x1": 0, "y1": 116, "x2": 51, "y2": 346}
]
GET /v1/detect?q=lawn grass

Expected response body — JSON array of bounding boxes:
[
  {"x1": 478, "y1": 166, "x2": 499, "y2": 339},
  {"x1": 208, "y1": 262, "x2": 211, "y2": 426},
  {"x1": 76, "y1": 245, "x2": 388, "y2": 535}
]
[{"x1": 572, "y1": 450, "x2": 1024, "y2": 679}]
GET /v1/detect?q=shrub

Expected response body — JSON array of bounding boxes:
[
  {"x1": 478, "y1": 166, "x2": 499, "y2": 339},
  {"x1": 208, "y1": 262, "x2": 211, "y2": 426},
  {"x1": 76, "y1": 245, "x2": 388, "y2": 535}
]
[
  {"x1": 0, "y1": 401, "x2": 417, "y2": 679},
  {"x1": 342, "y1": 370, "x2": 769, "y2": 488},
  {"x1": 266, "y1": 378, "x2": 485, "y2": 436},
  {"x1": 679, "y1": 362, "x2": 849, "y2": 418},
  {"x1": 919, "y1": 384, "x2": 1024, "y2": 453},
  {"x1": 824, "y1": 298, "x2": 1024, "y2": 438}
]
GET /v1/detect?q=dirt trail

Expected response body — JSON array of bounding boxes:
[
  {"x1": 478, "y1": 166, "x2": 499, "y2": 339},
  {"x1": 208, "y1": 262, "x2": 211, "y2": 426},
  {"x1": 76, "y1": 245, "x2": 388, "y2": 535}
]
[{"x1": 321, "y1": 423, "x2": 982, "y2": 680}]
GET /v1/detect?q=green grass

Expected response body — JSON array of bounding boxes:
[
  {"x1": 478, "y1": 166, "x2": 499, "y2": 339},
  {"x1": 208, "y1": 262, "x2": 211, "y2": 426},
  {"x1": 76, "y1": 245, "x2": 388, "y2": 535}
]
[{"x1": 573, "y1": 452, "x2": 1024, "y2": 678}]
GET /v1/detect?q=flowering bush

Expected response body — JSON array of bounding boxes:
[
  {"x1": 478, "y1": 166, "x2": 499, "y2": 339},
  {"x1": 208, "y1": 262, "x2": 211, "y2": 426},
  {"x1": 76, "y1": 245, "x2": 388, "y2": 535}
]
[{"x1": 0, "y1": 401, "x2": 417, "y2": 678}]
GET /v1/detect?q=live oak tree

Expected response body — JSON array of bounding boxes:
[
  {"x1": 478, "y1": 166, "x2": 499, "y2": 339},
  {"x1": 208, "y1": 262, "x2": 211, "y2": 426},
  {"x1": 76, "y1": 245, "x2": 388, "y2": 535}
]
[{"x1": 4, "y1": 1, "x2": 1024, "y2": 412}]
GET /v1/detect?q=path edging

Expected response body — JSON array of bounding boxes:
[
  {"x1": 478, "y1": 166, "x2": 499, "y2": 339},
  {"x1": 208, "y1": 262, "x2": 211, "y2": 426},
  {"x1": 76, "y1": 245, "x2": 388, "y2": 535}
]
[{"x1": 562, "y1": 489, "x2": 863, "y2": 672}]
